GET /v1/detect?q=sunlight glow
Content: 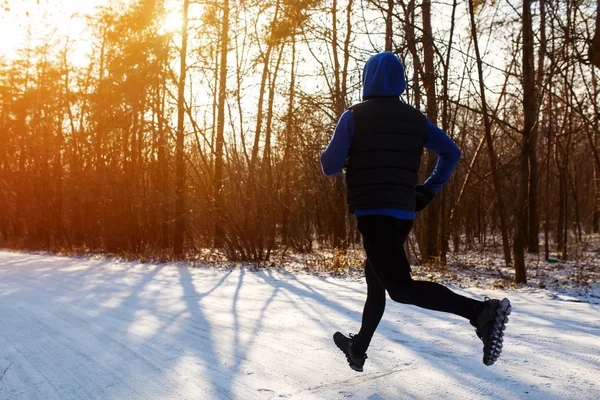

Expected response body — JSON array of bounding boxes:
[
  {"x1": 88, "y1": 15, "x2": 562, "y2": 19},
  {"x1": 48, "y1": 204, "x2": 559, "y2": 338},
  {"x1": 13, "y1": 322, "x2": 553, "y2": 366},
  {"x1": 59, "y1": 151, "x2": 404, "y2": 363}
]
[
  {"x1": 0, "y1": 0, "x2": 102, "y2": 62},
  {"x1": 159, "y1": 7, "x2": 182, "y2": 35}
]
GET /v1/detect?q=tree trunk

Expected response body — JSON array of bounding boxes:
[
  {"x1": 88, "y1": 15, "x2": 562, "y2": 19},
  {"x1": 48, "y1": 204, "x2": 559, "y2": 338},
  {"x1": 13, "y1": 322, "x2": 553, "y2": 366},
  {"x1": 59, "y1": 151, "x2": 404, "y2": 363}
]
[
  {"x1": 422, "y1": 0, "x2": 441, "y2": 261},
  {"x1": 593, "y1": 71, "x2": 599, "y2": 232},
  {"x1": 544, "y1": 85, "x2": 553, "y2": 261},
  {"x1": 330, "y1": 0, "x2": 349, "y2": 249},
  {"x1": 514, "y1": 0, "x2": 537, "y2": 283},
  {"x1": 403, "y1": 0, "x2": 423, "y2": 108},
  {"x1": 385, "y1": 0, "x2": 394, "y2": 52},
  {"x1": 158, "y1": 85, "x2": 168, "y2": 250},
  {"x1": 214, "y1": 0, "x2": 230, "y2": 248},
  {"x1": 261, "y1": 44, "x2": 284, "y2": 257},
  {"x1": 174, "y1": 0, "x2": 189, "y2": 256},
  {"x1": 528, "y1": 0, "x2": 546, "y2": 253},
  {"x1": 467, "y1": 0, "x2": 513, "y2": 268},
  {"x1": 514, "y1": 136, "x2": 529, "y2": 283},
  {"x1": 250, "y1": 0, "x2": 280, "y2": 168},
  {"x1": 591, "y1": 0, "x2": 600, "y2": 69},
  {"x1": 61, "y1": 42, "x2": 79, "y2": 248},
  {"x1": 281, "y1": 37, "x2": 297, "y2": 245},
  {"x1": 555, "y1": 140, "x2": 566, "y2": 254},
  {"x1": 595, "y1": 147, "x2": 599, "y2": 233},
  {"x1": 440, "y1": 0, "x2": 458, "y2": 265},
  {"x1": 262, "y1": 44, "x2": 283, "y2": 174}
]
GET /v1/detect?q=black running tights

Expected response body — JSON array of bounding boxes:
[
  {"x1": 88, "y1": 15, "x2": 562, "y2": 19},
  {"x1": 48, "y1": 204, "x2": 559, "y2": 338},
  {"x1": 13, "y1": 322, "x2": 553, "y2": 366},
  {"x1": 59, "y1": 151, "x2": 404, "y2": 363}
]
[{"x1": 352, "y1": 215, "x2": 483, "y2": 355}]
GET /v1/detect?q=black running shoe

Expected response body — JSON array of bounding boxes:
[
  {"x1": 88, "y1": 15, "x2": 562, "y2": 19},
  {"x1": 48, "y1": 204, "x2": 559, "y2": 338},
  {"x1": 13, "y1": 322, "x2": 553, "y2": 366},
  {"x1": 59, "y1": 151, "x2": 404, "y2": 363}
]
[
  {"x1": 333, "y1": 332, "x2": 367, "y2": 372},
  {"x1": 473, "y1": 297, "x2": 511, "y2": 366}
]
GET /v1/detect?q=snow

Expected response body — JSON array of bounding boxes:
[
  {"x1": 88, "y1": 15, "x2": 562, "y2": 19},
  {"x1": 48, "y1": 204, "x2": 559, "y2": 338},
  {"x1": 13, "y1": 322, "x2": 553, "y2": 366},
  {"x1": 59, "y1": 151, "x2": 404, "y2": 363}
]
[{"x1": 1, "y1": 250, "x2": 599, "y2": 400}]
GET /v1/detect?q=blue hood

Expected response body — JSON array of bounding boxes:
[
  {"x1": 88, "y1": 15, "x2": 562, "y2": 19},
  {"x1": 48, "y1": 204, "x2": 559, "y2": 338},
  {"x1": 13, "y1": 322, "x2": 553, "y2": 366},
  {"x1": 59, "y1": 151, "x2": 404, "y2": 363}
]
[{"x1": 362, "y1": 52, "x2": 406, "y2": 99}]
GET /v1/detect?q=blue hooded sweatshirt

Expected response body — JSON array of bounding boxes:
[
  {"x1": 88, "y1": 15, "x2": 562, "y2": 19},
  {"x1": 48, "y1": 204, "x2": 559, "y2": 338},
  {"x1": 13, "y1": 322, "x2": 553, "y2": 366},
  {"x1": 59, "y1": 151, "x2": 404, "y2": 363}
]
[{"x1": 320, "y1": 52, "x2": 461, "y2": 220}]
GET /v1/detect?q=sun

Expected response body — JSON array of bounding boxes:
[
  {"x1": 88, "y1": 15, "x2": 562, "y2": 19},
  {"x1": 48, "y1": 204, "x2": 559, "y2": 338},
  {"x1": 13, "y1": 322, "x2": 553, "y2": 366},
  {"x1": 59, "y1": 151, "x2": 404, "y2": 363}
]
[
  {"x1": 0, "y1": 1, "x2": 188, "y2": 61},
  {"x1": 159, "y1": 7, "x2": 181, "y2": 35}
]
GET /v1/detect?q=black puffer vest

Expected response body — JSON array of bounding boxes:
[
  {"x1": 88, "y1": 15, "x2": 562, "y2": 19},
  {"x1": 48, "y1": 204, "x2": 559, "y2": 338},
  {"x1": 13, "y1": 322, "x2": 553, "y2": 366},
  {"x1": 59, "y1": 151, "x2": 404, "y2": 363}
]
[{"x1": 345, "y1": 97, "x2": 426, "y2": 213}]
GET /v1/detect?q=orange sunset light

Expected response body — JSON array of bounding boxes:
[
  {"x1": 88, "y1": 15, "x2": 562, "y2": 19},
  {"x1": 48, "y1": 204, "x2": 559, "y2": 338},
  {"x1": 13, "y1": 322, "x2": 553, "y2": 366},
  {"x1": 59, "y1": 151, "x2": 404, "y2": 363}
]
[{"x1": 0, "y1": 0, "x2": 181, "y2": 62}]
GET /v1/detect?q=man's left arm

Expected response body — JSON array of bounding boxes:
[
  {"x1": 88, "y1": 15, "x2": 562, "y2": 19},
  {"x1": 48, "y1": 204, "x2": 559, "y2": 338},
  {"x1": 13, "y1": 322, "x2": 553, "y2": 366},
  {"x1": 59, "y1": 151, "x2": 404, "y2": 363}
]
[{"x1": 320, "y1": 110, "x2": 354, "y2": 176}]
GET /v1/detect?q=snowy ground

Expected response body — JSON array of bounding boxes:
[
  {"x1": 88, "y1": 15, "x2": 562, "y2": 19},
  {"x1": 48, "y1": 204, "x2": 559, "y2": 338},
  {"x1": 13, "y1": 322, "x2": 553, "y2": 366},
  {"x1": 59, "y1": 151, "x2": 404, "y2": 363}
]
[{"x1": 1, "y1": 250, "x2": 599, "y2": 400}]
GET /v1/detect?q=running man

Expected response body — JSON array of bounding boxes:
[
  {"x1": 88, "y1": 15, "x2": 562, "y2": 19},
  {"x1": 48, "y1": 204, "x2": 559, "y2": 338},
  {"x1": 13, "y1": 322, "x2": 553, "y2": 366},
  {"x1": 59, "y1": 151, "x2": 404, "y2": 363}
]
[{"x1": 321, "y1": 52, "x2": 511, "y2": 372}]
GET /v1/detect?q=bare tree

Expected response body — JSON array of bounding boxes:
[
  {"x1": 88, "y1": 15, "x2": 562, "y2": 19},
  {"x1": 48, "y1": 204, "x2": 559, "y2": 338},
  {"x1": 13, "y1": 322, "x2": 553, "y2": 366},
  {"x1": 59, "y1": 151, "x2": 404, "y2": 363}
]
[
  {"x1": 513, "y1": 0, "x2": 538, "y2": 283},
  {"x1": 467, "y1": 0, "x2": 513, "y2": 269},
  {"x1": 213, "y1": 0, "x2": 230, "y2": 248},
  {"x1": 421, "y1": 0, "x2": 441, "y2": 261},
  {"x1": 591, "y1": 0, "x2": 600, "y2": 68},
  {"x1": 174, "y1": 0, "x2": 189, "y2": 256}
]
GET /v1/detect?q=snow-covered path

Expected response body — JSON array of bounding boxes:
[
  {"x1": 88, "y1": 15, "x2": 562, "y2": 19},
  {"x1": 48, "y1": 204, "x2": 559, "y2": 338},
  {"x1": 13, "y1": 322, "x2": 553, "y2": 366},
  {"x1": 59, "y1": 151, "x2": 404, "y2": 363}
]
[{"x1": 0, "y1": 251, "x2": 599, "y2": 400}]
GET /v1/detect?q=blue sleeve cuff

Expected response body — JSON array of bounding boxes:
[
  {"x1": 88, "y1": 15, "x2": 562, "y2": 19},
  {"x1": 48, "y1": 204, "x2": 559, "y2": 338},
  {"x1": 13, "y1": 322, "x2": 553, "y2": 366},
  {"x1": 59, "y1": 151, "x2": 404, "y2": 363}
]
[{"x1": 422, "y1": 180, "x2": 440, "y2": 194}]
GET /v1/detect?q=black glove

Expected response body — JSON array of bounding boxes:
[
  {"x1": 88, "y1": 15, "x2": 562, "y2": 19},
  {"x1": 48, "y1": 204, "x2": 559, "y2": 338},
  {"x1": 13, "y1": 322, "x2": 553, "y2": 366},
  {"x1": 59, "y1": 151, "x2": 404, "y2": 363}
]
[{"x1": 415, "y1": 185, "x2": 435, "y2": 212}]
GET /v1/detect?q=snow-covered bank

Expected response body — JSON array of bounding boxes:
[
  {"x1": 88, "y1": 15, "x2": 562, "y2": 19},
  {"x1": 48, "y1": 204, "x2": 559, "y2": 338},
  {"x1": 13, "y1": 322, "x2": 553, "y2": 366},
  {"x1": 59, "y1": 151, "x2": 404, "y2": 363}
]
[{"x1": 1, "y1": 250, "x2": 599, "y2": 399}]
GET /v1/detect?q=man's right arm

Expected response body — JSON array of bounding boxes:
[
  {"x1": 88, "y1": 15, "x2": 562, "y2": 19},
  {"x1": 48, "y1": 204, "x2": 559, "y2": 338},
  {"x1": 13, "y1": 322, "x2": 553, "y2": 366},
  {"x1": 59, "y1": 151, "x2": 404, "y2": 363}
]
[
  {"x1": 415, "y1": 119, "x2": 461, "y2": 211},
  {"x1": 422, "y1": 119, "x2": 461, "y2": 193}
]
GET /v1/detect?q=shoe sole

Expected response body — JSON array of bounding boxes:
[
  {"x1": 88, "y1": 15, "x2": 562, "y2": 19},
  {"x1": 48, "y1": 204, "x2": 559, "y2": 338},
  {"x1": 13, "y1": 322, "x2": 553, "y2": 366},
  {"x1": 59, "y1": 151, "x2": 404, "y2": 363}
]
[
  {"x1": 483, "y1": 298, "x2": 511, "y2": 366},
  {"x1": 333, "y1": 332, "x2": 364, "y2": 372}
]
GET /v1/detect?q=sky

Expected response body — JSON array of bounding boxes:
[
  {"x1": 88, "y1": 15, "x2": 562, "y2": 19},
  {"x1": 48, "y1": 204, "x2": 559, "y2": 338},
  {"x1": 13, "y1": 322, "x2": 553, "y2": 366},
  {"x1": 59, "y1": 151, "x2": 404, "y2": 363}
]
[
  {"x1": 0, "y1": 0, "x2": 526, "y2": 141},
  {"x1": 0, "y1": 0, "x2": 183, "y2": 65},
  {"x1": 0, "y1": 1, "x2": 101, "y2": 59}
]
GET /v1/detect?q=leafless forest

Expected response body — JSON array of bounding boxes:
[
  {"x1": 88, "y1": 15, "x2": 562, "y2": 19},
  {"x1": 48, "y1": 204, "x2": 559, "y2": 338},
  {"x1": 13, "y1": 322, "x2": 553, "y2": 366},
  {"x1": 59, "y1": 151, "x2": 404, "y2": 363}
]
[{"x1": 0, "y1": 0, "x2": 598, "y2": 283}]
